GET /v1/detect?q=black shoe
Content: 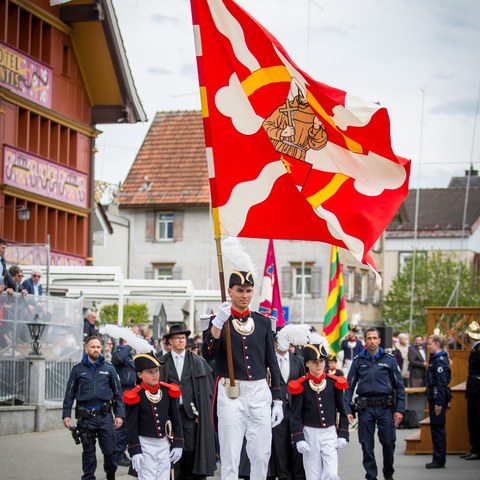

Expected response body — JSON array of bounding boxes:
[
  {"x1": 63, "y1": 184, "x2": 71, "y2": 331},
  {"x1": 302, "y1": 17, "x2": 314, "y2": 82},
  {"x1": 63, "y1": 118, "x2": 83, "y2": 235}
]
[
  {"x1": 425, "y1": 462, "x2": 445, "y2": 469},
  {"x1": 460, "y1": 452, "x2": 471, "y2": 458},
  {"x1": 106, "y1": 475, "x2": 115, "y2": 480},
  {"x1": 117, "y1": 455, "x2": 131, "y2": 467},
  {"x1": 464, "y1": 453, "x2": 480, "y2": 460},
  {"x1": 385, "y1": 477, "x2": 394, "y2": 480}
]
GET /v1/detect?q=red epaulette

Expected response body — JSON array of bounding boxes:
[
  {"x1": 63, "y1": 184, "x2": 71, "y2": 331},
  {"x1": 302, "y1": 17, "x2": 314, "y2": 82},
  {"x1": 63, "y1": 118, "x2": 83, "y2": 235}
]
[
  {"x1": 288, "y1": 375, "x2": 309, "y2": 395},
  {"x1": 159, "y1": 381, "x2": 182, "y2": 398},
  {"x1": 123, "y1": 384, "x2": 143, "y2": 405},
  {"x1": 327, "y1": 373, "x2": 348, "y2": 390}
]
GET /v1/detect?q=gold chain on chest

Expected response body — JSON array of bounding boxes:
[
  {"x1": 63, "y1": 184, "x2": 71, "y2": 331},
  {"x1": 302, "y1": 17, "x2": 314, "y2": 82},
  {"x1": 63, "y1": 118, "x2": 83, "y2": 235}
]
[
  {"x1": 232, "y1": 316, "x2": 255, "y2": 336},
  {"x1": 145, "y1": 389, "x2": 163, "y2": 403},
  {"x1": 309, "y1": 378, "x2": 327, "y2": 393}
]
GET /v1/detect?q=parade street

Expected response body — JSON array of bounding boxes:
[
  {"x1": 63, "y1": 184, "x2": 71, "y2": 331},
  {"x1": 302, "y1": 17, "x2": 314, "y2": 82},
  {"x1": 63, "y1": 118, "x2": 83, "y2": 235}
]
[{"x1": 0, "y1": 427, "x2": 478, "y2": 480}]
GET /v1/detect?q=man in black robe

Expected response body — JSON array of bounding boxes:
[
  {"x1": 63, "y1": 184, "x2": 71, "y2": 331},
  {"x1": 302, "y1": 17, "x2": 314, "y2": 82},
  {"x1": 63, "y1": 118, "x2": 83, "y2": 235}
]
[{"x1": 160, "y1": 324, "x2": 217, "y2": 479}]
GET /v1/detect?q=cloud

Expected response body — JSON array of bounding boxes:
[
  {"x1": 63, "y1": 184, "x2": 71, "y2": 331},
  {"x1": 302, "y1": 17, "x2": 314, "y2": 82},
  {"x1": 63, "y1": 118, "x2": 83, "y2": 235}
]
[
  {"x1": 147, "y1": 66, "x2": 172, "y2": 75},
  {"x1": 429, "y1": 98, "x2": 479, "y2": 117},
  {"x1": 151, "y1": 14, "x2": 182, "y2": 26}
]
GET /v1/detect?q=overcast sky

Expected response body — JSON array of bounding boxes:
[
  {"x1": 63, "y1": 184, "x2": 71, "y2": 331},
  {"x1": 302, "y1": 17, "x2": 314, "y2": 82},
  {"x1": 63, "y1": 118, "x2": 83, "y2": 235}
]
[{"x1": 95, "y1": 0, "x2": 480, "y2": 190}]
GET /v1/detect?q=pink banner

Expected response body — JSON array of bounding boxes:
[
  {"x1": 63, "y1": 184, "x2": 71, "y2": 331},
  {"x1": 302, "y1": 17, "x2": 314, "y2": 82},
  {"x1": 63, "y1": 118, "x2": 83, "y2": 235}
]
[
  {"x1": 258, "y1": 239, "x2": 286, "y2": 327},
  {"x1": 7, "y1": 244, "x2": 85, "y2": 267},
  {"x1": 0, "y1": 42, "x2": 52, "y2": 108},
  {"x1": 3, "y1": 146, "x2": 87, "y2": 208}
]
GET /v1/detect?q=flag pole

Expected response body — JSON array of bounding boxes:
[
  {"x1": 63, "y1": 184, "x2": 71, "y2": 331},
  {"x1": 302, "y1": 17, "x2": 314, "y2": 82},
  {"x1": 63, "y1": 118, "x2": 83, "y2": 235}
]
[{"x1": 214, "y1": 235, "x2": 237, "y2": 391}]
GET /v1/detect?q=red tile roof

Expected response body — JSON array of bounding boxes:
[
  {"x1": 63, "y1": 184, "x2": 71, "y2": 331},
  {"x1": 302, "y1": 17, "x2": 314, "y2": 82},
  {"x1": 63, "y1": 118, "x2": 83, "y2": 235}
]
[{"x1": 118, "y1": 111, "x2": 210, "y2": 207}]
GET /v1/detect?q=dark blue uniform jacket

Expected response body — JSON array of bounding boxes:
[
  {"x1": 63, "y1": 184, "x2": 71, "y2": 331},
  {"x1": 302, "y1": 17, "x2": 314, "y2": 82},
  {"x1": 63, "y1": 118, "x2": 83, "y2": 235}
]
[
  {"x1": 426, "y1": 351, "x2": 451, "y2": 406},
  {"x1": 62, "y1": 354, "x2": 125, "y2": 419},
  {"x1": 345, "y1": 348, "x2": 405, "y2": 414}
]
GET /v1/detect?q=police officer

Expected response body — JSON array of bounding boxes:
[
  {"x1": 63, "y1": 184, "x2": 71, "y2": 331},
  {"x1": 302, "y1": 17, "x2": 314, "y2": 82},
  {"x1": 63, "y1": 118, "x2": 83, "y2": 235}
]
[
  {"x1": 202, "y1": 270, "x2": 283, "y2": 480},
  {"x1": 425, "y1": 334, "x2": 451, "y2": 469},
  {"x1": 112, "y1": 338, "x2": 136, "y2": 467},
  {"x1": 345, "y1": 327, "x2": 405, "y2": 480},
  {"x1": 63, "y1": 336, "x2": 125, "y2": 480}
]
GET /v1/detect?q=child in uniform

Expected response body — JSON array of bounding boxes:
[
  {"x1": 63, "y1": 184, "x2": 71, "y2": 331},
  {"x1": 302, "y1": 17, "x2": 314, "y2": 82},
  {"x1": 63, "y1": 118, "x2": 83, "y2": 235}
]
[
  {"x1": 289, "y1": 341, "x2": 349, "y2": 480},
  {"x1": 124, "y1": 351, "x2": 184, "y2": 479}
]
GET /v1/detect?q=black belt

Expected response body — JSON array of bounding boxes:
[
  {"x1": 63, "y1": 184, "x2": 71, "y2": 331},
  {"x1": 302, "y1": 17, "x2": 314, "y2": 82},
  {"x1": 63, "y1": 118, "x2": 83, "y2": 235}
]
[
  {"x1": 78, "y1": 404, "x2": 111, "y2": 417},
  {"x1": 365, "y1": 396, "x2": 393, "y2": 407}
]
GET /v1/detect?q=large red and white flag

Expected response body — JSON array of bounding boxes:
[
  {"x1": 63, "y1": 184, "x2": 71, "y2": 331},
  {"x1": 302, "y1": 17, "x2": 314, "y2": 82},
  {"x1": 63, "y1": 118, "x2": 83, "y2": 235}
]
[{"x1": 191, "y1": 0, "x2": 410, "y2": 279}]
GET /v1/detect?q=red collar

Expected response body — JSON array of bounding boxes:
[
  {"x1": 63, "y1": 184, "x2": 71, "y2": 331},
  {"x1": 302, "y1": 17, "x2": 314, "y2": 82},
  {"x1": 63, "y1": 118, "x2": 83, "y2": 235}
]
[
  {"x1": 231, "y1": 307, "x2": 250, "y2": 318},
  {"x1": 307, "y1": 372, "x2": 326, "y2": 384},
  {"x1": 142, "y1": 382, "x2": 159, "y2": 393}
]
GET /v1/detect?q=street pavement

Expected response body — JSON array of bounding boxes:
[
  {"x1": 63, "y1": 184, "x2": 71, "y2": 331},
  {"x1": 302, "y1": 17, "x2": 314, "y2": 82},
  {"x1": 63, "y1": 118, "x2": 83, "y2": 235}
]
[{"x1": 0, "y1": 426, "x2": 478, "y2": 480}]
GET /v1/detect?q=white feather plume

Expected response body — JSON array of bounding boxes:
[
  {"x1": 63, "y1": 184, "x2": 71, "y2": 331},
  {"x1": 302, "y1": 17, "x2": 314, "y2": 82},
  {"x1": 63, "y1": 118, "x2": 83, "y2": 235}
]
[
  {"x1": 277, "y1": 323, "x2": 331, "y2": 356},
  {"x1": 221, "y1": 237, "x2": 257, "y2": 278},
  {"x1": 98, "y1": 324, "x2": 154, "y2": 354}
]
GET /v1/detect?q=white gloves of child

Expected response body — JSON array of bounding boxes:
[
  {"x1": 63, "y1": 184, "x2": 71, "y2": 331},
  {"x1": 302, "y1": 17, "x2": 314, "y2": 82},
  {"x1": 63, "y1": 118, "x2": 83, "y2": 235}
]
[
  {"x1": 131, "y1": 454, "x2": 144, "y2": 471},
  {"x1": 271, "y1": 400, "x2": 284, "y2": 428},
  {"x1": 296, "y1": 440, "x2": 311, "y2": 455},
  {"x1": 169, "y1": 447, "x2": 183, "y2": 464},
  {"x1": 335, "y1": 437, "x2": 347, "y2": 449},
  {"x1": 212, "y1": 302, "x2": 231, "y2": 329}
]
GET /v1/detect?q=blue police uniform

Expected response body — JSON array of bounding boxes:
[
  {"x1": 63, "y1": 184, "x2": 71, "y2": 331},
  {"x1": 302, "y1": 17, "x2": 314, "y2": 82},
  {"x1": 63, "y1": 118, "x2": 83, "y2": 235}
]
[
  {"x1": 426, "y1": 350, "x2": 451, "y2": 467},
  {"x1": 345, "y1": 348, "x2": 405, "y2": 480},
  {"x1": 63, "y1": 354, "x2": 125, "y2": 480},
  {"x1": 112, "y1": 344, "x2": 136, "y2": 464}
]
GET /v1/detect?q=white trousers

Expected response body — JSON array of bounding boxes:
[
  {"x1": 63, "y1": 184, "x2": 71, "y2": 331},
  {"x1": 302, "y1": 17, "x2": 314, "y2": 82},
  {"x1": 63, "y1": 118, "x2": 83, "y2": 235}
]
[
  {"x1": 137, "y1": 436, "x2": 171, "y2": 480},
  {"x1": 303, "y1": 425, "x2": 339, "y2": 480},
  {"x1": 217, "y1": 379, "x2": 272, "y2": 480}
]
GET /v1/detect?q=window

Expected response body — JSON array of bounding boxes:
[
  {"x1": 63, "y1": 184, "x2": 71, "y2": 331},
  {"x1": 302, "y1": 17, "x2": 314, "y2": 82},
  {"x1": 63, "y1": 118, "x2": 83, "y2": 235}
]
[
  {"x1": 292, "y1": 264, "x2": 312, "y2": 296},
  {"x1": 399, "y1": 251, "x2": 427, "y2": 272},
  {"x1": 360, "y1": 271, "x2": 369, "y2": 303},
  {"x1": 154, "y1": 265, "x2": 173, "y2": 280},
  {"x1": 156, "y1": 213, "x2": 173, "y2": 240},
  {"x1": 344, "y1": 269, "x2": 355, "y2": 302}
]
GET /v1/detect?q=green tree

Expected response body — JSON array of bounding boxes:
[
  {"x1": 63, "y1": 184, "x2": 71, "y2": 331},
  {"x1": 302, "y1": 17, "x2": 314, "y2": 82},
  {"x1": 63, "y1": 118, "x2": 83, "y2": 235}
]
[
  {"x1": 99, "y1": 303, "x2": 150, "y2": 325},
  {"x1": 381, "y1": 250, "x2": 479, "y2": 335}
]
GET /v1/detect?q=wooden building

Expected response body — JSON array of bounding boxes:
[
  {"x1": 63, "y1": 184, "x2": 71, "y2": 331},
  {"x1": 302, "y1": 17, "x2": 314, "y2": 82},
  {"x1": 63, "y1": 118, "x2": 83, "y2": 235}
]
[{"x1": 0, "y1": 0, "x2": 145, "y2": 266}]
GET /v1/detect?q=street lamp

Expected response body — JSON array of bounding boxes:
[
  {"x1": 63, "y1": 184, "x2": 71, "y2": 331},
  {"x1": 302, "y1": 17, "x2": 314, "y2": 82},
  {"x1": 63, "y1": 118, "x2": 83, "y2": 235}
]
[
  {"x1": 0, "y1": 204, "x2": 31, "y2": 221},
  {"x1": 27, "y1": 321, "x2": 46, "y2": 355}
]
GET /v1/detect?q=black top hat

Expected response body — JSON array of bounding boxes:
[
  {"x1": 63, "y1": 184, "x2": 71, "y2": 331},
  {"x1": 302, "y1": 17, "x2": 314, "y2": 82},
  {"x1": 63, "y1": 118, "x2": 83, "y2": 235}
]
[
  {"x1": 186, "y1": 337, "x2": 196, "y2": 349},
  {"x1": 133, "y1": 351, "x2": 165, "y2": 373},
  {"x1": 229, "y1": 270, "x2": 254, "y2": 288},
  {"x1": 163, "y1": 324, "x2": 192, "y2": 339},
  {"x1": 303, "y1": 343, "x2": 329, "y2": 363}
]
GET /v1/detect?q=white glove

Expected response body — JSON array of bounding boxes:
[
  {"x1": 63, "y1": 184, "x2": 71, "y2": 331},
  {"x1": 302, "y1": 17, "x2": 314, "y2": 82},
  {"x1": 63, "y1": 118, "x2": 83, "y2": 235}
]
[
  {"x1": 335, "y1": 437, "x2": 347, "y2": 449},
  {"x1": 212, "y1": 302, "x2": 231, "y2": 329},
  {"x1": 169, "y1": 447, "x2": 183, "y2": 464},
  {"x1": 131, "y1": 454, "x2": 144, "y2": 472},
  {"x1": 271, "y1": 400, "x2": 284, "y2": 428},
  {"x1": 296, "y1": 440, "x2": 311, "y2": 455}
]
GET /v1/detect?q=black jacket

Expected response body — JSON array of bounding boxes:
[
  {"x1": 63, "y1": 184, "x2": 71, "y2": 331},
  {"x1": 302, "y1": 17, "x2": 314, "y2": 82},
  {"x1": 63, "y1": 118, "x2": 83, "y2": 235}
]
[
  {"x1": 62, "y1": 354, "x2": 125, "y2": 419},
  {"x1": 202, "y1": 310, "x2": 281, "y2": 400},
  {"x1": 125, "y1": 383, "x2": 184, "y2": 456},
  {"x1": 408, "y1": 345, "x2": 427, "y2": 381},
  {"x1": 467, "y1": 341, "x2": 480, "y2": 399},
  {"x1": 290, "y1": 373, "x2": 349, "y2": 443},
  {"x1": 160, "y1": 350, "x2": 217, "y2": 476}
]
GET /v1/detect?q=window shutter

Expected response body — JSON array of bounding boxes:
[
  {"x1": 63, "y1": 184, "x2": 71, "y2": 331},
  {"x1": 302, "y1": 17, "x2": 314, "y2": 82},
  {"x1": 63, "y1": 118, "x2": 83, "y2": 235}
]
[
  {"x1": 311, "y1": 266, "x2": 322, "y2": 299},
  {"x1": 172, "y1": 266, "x2": 182, "y2": 280},
  {"x1": 354, "y1": 272, "x2": 361, "y2": 302},
  {"x1": 173, "y1": 211, "x2": 184, "y2": 241},
  {"x1": 367, "y1": 273, "x2": 376, "y2": 303},
  {"x1": 144, "y1": 266, "x2": 154, "y2": 279},
  {"x1": 145, "y1": 211, "x2": 155, "y2": 242},
  {"x1": 281, "y1": 266, "x2": 292, "y2": 298}
]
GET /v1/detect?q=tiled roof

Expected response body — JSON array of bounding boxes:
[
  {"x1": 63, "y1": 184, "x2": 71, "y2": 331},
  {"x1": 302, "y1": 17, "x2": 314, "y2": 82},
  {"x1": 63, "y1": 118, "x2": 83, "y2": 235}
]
[
  {"x1": 118, "y1": 111, "x2": 210, "y2": 207},
  {"x1": 387, "y1": 187, "x2": 480, "y2": 232}
]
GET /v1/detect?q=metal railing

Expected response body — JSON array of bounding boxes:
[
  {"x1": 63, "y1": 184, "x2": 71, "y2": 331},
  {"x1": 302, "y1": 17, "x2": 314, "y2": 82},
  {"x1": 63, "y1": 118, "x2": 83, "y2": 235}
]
[
  {"x1": 0, "y1": 359, "x2": 30, "y2": 405},
  {"x1": 45, "y1": 360, "x2": 75, "y2": 401}
]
